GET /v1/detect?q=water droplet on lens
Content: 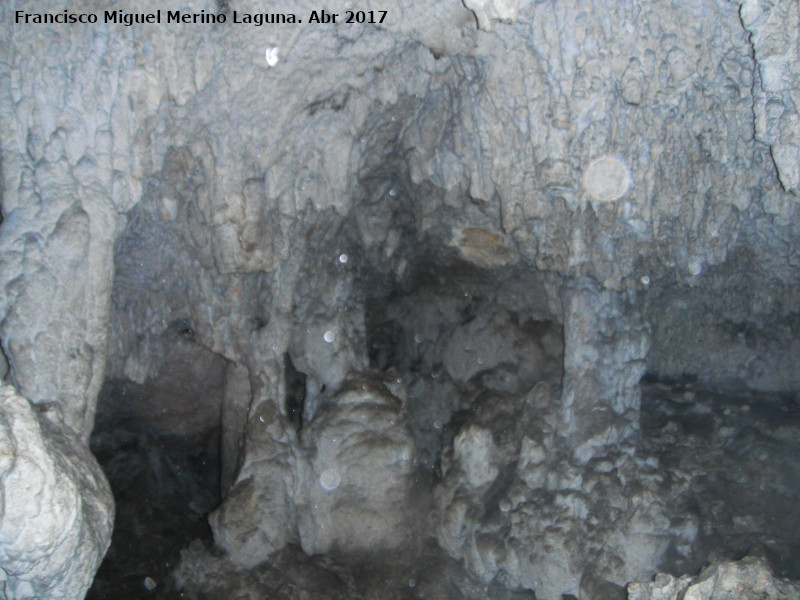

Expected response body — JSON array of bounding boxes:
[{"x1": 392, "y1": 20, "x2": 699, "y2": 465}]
[
  {"x1": 414, "y1": 333, "x2": 424, "y2": 343},
  {"x1": 499, "y1": 498, "x2": 512, "y2": 512},
  {"x1": 388, "y1": 188, "x2": 396, "y2": 196},
  {"x1": 320, "y1": 469, "x2": 341, "y2": 491},
  {"x1": 339, "y1": 253, "x2": 348, "y2": 264},
  {"x1": 640, "y1": 275, "x2": 650, "y2": 286},
  {"x1": 323, "y1": 330, "x2": 335, "y2": 343},
  {"x1": 433, "y1": 419, "x2": 442, "y2": 430}
]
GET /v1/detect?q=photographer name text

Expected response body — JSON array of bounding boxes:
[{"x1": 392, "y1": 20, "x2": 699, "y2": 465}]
[{"x1": 15, "y1": 9, "x2": 386, "y2": 27}]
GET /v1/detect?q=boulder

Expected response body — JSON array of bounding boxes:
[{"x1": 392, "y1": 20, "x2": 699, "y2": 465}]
[{"x1": 0, "y1": 384, "x2": 113, "y2": 599}]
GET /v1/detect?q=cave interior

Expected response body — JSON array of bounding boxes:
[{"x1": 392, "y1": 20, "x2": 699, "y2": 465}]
[{"x1": 0, "y1": 1, "x2": 799, "y2": 599}]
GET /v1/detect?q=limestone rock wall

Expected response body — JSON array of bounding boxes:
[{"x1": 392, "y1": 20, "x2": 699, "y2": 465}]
[
  {"x1": 2, "y1": 0, "x2": 798, "y2": 440},
  {"x1": 739, "y1": 0, "x2": 800, "y2": 194}
]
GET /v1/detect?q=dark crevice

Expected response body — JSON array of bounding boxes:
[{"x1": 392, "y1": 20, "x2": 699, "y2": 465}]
[
  {"x1": 284, "y1": 352, "x2": 307, "y2": 433},
  {"x1": 87, "y1": 330, "x2": 228, "y2": 598},
  {"x1": 169, "y1": 318, "x2": 195, "y2": 339},
  {"x1": 0, "y1": 336, "x2": 11, "y2": 383},
  {"x1": 88, "y1": 379, "x2": 221, "y2": 599}
]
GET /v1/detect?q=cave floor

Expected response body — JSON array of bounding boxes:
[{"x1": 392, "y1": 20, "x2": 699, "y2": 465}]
[
  {"x1": 86, "y1": 381, "x2": 800, "y2": 599},
  {"x1": 639, "y1": 379, "x2": 800, "y2": 580}
]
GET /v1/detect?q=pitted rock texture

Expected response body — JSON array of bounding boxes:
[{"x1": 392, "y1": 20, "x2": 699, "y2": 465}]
[{"x1": 0, "y1": 384, "x2": 113, "y2": 600}]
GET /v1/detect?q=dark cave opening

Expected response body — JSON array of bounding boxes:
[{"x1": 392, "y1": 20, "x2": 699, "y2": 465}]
[
  {"x1": 87, "y1": 320, "x2": 230, "y2": 598},
  {"x1": 87, "y1": 183, "x2": 236, "y2": 600},
  {"x1": 631, "y1": 251, "x2": 800, "y2": 580},
  {"x1": 88, "y1": 378, "x2": 222, "y2": 599},
  {"x1": 361, "y1": 257, "x2": 565, "y2": 469},
  {"x1": 87, "y1": 143, "x2": 256, "y2": 597}
]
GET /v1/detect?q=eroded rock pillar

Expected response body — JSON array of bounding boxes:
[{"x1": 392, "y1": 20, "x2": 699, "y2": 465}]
[{"x1": 560, "y1": 277, "x2": 649, "y2": 463}]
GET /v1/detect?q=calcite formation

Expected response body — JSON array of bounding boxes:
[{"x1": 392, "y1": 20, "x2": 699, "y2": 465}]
[
  {"x1": 0, "y1": 0, "x2": 798, "y2": 597},
  {"x1": 0, "y1": 385, "x2": 113, "y2": 599}
]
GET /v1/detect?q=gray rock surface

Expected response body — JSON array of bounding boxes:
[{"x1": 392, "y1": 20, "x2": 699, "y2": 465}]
[
  {"x1": 627, "y1": 556, "x2": 800, "y2": 600},
  {"x1": 560, "y1": 278, "x2": 648, "y2": 463},
  {"x1": 433, "y1": 382, "x2": 689, "y2": 600},
  {"x1": 211, "y1": 374, "x2": 421, "y2": 564},
  {"x1": 0, "y1": 384, "x2": 113, "y2": 599},
  {"x1": 740, "y1": 0, "x2": 800, "y2": 193},
  {"x1": 209, "y1": 398, "x2": 297, "y2": 569},
  {"x1": 0, "y1": 0, "x2": 798, "y2": 597},
  {"x1": 297, "y1": 378, "x2": 420, "y2": 555}
]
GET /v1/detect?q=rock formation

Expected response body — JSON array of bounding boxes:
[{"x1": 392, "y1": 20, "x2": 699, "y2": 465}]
[
  {"x1": 628, "y1": 556, "x2": 800, "y2": 600},
  {"x1": 0, "y1": 385, "x2": 113, "y2": 599},
  {"x1": 0, "y1": 0, "x2": 798, "y2": 597}
]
